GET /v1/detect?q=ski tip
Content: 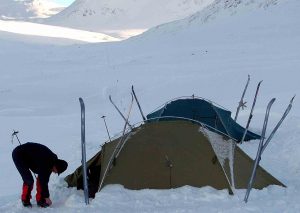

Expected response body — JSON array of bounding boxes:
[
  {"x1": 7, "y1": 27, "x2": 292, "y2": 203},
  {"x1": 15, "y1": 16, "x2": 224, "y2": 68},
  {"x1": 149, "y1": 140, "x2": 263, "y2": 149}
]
[
  {"x1": 269, "y1": 98, "x2": 276, "y2": 105},
  {"x1": 258, "y1": 80, "x2": 263, "y2": 84},
  {"x1": 291, "y1": 95, "x2": 296, "y2": 103},
  {"x1": 247, "y1": 74, "x2": 250, "y2": 79}
]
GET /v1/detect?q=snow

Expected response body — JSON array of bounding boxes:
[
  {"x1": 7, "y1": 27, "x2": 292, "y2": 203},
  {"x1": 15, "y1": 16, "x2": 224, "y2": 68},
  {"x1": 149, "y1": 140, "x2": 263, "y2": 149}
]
[
  {"x1": 0, "y1": 0, "x2": 300, "y2": 212},
  {"x1": 0, "y1": 20, "x2": 119, "y2": 44},
  {"x1": 0, "y1": 0, "x2": 64, "y2": 20},
  {"x1": 45, "y1": 0, "x2": 215, "y2": 39}
]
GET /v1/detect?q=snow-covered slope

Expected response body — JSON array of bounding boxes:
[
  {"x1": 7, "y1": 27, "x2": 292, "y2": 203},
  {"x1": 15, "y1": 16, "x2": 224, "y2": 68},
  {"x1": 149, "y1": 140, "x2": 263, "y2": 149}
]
[
  {"x1": 143, "y1": 0, "x2": 285, "y2": 37},
  {"x1": 46, "y1": 0, "x2": 214, "y2": 38},
  {"x1": 0, "y1": 20, "x2": 119, "y2": 44},
  {"x1": 0, "y1": 0, "x2": 64, "y2": 20},
  {"x1": 0, "y1": 0, "x2": 300, "y2": 212}
]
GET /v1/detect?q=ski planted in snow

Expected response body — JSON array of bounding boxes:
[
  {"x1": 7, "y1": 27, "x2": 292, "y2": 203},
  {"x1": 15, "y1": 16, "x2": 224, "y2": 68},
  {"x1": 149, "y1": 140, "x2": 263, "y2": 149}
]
[
  {"x1": 98, "y1": 94, "x2": 134, "y2": 192},
  {"x1": 79, "y1": 97, "x2": 89, "y2": 205},
  {"x1": 244, "y1": 96, "x2": 295, "y2": 202},
  {"x1": 114, "y1": 94, "x2": 135, "y2": 159},
  {"x1": 132, "y1": 85, "x2": 146, "y2": 121},
  {"x1": 244, "y1": 97, "x2": 275, "y2": 203},
  {"x1": 234, "y1": 75, "x2": 250, "y2": 121},
  {"x1": 261, "y1": 95, "x2": 295, "y2": 153},
  {"x1": 109, "y1": 95, "x2": 133, "y2": 130},
  {"x1": 240, "y1": 80, "x2": 263, "y2": 144}
]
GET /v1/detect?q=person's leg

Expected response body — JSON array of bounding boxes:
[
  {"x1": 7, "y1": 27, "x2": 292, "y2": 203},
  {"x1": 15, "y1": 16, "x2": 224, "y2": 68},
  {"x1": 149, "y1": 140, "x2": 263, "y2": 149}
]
[
  {"x1": 12, "y1": 148, "x2": 34, "y2": 207},
  {"x1": 36, "y1": 177, "x2": 51, "y2": 208},
  {"x1": 36, "y1": 177, "x2": 42, "y2": 203}
]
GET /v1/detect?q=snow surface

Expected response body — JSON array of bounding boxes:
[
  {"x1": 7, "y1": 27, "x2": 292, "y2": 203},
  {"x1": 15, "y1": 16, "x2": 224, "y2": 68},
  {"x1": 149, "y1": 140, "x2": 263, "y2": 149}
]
[
  {"x1": 0, "y1": 20, "x2": 119, "y2": 44},
  {"x1": 0, "y1": 0, "x2": 64, "y2": 20},
  {"x1": 1, "y1": 0, "x2": 300, "y2": 212},
  {"x1": 45, "y1": 0, "x2": 215, "y2": 39}
]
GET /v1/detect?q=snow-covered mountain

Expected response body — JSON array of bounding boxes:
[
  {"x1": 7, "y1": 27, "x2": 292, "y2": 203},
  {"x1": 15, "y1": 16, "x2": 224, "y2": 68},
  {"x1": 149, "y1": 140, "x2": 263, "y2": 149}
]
[
  {"x1": 0, "y1": 0, "x2": 300, "y2": 212},
  {"x1": 0, "y1": 0, "x2": 64, "y2": 20},
  {"x1": 45, "y1": 0, "x2": 215, "y2": 38},
  {"x1": 144, "y1": 0, "x2": 283, "y2": 37}
]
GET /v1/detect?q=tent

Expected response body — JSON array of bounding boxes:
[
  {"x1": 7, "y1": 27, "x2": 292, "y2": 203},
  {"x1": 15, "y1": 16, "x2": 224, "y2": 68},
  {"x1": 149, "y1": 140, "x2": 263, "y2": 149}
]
[
  {"x1": 65, "y1": 113, "x2": 284, "y2": 198},
  {"x1": 146, "y1": 97, "x2": 261, "y2": 142}
]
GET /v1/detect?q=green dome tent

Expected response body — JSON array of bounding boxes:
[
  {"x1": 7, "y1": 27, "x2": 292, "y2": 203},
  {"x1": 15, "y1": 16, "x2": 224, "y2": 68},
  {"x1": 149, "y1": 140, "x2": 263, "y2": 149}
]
[{"x1": 146, "y1": 97, "x2": 261, "y2": 142}]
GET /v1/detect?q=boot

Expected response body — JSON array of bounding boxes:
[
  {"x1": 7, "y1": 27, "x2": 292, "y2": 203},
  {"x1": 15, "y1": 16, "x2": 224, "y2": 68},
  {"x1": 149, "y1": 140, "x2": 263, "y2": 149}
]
[{"x1": 37, "y1": 198, "x2": 50, "y2": 208}]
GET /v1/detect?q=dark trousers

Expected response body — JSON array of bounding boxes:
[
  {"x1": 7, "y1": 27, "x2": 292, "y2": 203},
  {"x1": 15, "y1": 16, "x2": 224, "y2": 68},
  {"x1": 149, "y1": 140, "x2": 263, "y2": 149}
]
[{"x1": 12, "y1": 147, "x2": 34, "y2": 186}]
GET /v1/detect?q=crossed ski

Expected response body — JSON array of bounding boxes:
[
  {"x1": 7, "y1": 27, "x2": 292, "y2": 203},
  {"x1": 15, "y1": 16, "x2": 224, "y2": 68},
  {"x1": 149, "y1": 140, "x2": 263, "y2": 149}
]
[
  {"x1": 98, "y1": 93, "x2": 134, "y2": 192},
  {"x1": 244, "y1": 95, "x2": 295, "y2": 202},
  {"x1": 109, "y1": 95, "x2": 134, "y2": 130}
]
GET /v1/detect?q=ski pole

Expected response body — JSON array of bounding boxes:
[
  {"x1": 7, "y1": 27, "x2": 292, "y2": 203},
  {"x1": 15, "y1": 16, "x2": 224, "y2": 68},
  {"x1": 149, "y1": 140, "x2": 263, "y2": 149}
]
[
  {"x1": 101, "y1": 115, "x2": 112, "y2": 143},
  {"x1": 11, "y1": 131, "x2": 38, "y2": 179},
  {"x1": 11, "y1": 130, "x2": 22, "y2": 145},
  {"x1": 234, "y1": 75, "x2": 250, "y2": 121}
]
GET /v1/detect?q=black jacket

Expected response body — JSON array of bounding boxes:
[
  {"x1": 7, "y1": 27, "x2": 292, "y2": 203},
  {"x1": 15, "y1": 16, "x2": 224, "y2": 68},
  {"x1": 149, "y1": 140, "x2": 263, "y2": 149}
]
[{"x1": 13, "y1": 142, "x2": 58, "y2": 198}]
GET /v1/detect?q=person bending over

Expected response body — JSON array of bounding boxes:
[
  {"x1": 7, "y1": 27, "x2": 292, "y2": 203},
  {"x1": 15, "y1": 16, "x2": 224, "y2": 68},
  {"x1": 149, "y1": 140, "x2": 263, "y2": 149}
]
[{"x1": 12, "y1": 142, "x2": 68, "y2": 208}]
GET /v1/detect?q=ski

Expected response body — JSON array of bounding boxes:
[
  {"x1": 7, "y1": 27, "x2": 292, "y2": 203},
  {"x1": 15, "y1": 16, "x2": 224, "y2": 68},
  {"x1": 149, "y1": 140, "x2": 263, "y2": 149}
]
[
  {"x1": 79, "y1": 98, "x2": 89, "y2": 205},
  {"x1": 234, "y1": 75, "x2": 250, "y2": 121},
  {"x1": 109, "y1": 95, "x2": 133, "y2": 130},
  {"x1": 98, "y1": 94, "x2": 134, "y2": 192},
  {"x1": 244, "y1": 98, "x2": 276, "y2": 203},
  {"x1": 261, "y1": 95, "x2": 295, "y2": 153},
  {"x1": 240, "y1": 80, "x2": 263, "y2": 144},
  {"x1": 244, "y1": 96, "x2": 295, "y2": 202},
  {"x1": 132, "y1": 85, "x2": 146, "y2": 121},
  {"x1": 115, "y1": 98, "x2": 134, "y2": 158}
]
